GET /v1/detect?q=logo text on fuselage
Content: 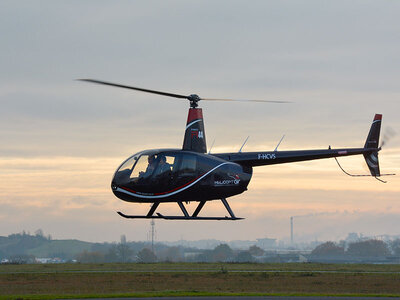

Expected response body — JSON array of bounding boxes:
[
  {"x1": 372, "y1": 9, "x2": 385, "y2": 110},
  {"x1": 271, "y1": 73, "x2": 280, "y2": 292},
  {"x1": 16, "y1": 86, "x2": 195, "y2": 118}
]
[
  {"x1": 191, "y1": 129, "x2": 204, "y2": 139},
  {"x1": 258, "y1": 153, "x2": 276, "y2": 160},
  {"x1": 214, "y1": 174, "x2": 240, "y2": 186}
]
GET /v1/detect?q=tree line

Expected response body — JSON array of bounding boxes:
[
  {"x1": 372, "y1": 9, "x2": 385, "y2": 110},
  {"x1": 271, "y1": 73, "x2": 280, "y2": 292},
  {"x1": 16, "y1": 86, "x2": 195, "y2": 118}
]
[
  {"x1": 311, "y1": 239, "x2": 400, "y2": 258},
  {"x1": 75, "y1": 243, "x2": 266, "y2": 263},
  {"x1": 2, "y1": 231, "x2": 400, "y2": 264}
]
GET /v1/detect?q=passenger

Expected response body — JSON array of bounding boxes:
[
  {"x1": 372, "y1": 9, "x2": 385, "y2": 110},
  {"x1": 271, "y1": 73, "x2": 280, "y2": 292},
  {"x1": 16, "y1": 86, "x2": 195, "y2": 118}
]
[
  {"x1": 156, "y1": 155, "x2": 171, "y2": 175},
  {"x1": 139, "y1": 155, "x2": 157, "y2": 178}
]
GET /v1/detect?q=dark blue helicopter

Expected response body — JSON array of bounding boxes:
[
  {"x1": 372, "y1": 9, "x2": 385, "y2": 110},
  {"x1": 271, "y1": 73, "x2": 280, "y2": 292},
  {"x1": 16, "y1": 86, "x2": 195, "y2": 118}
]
[{"x1": 80, "y1": 79, "x2": 393, "y2": 220}]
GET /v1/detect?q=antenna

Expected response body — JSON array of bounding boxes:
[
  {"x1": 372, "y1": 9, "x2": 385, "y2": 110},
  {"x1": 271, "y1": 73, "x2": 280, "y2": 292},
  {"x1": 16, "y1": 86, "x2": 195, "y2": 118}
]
[
  {"x1": 238, "y1": 136, "x2": 250, "y2": 153},
  {"x1": 274, "y1": 135, "x2": 285, "y2": 152},
  {"x1": 208, "y1": 139, "x2": 216, "y2": 154}
]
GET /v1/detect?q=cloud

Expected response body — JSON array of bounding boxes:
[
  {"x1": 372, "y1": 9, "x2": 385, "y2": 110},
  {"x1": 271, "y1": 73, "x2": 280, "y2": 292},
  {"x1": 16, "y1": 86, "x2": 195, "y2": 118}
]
[{"x1": 0, "y1": 0, "x2": 399, "y2": 242}]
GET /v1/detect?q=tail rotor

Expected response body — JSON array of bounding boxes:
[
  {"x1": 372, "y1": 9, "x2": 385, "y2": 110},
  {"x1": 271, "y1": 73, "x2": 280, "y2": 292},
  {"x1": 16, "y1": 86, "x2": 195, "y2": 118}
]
[
  {"x1": 380, "y1": 127, "x2": 397, "y2": 149},
  {"x1": 335, "y1": 114, "x2": 395, "y2": 183}
]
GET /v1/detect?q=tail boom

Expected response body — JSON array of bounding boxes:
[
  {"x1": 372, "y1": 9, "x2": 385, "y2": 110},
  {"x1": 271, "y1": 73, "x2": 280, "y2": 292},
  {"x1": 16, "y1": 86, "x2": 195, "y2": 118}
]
[
  {"x1": 213, "y1": 147, "x2": 373, "y2": 168},
  {"x1": 214, "y1": 114, "x2": 389, "y2": 179}
]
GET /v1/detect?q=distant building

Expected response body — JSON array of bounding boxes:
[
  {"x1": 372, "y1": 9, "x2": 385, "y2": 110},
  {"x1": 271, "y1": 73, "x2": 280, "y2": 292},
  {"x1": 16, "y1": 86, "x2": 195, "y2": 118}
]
[
  {"x1": 36, "y1": 258, "x2": 53, "y2": 264},
  {"x1": 35, "y1": 257, "x2": 65, "y2": 264},
  {"x1": 345, "y1": 232, "x2": 360, "y2": 243},
  {"x1": 256, "y1": 238, "x2": 277, "y2": 249},
  {"x1": 183, "y1": 252, "x2": 202, "y2": 259}
]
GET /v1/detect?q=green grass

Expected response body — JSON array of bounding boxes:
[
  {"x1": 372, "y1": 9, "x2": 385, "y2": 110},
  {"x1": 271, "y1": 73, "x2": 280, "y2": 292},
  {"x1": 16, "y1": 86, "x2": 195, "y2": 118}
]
[
  {"x1": 2, "y1": 291, "x2": 400, "y2": 300},
  {"x1": 2, "y1": 262, "x2": 400, "y2": 273},
  {"x1": 0, "y1": 262, "x2": 223, "y2": 273},
  {"x1": 1, "y1": 262, "x2": 400, "y2": 299}
]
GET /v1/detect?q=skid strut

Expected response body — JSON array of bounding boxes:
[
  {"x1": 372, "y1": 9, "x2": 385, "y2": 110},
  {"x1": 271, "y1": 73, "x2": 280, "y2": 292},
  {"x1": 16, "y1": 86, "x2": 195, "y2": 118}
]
[
  {"x1": 192, "y1": 201, "x2": 206, "y2": 217},
  {"x1": 117, "y1": 198, "x2": 243, "y2": 220}
]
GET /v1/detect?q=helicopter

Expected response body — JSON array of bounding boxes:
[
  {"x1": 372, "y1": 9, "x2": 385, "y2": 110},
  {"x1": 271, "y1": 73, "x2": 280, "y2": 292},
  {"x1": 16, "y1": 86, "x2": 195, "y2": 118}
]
[{"x1": 80, "y1": 79, "x2": 394, "y2": 220}]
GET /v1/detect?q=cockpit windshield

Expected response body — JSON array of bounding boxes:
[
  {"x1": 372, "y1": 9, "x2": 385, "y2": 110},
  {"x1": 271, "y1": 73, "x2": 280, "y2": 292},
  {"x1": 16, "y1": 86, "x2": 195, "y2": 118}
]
[
  {"x1": 127, "y1": 154, "x2": 174, "y2": 179},
  {"x1": 114, "y1": 151, "x2": 177, "y2": 184},
  {"x1": 131, "y1": 154, "x2": 154, "y2": 179},
  {"x1": 118, "y1": 155, "x2": 138, "y2": 174}
]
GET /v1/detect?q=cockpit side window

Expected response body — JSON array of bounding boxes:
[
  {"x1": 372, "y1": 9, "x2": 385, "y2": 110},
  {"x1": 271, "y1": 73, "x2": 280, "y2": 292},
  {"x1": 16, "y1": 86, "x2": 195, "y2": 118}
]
[
  {"x1": 153, "y1": 154, "x2": 174, "y2": 177},
  {"x1": 178, "y1": 154, "x2": 197, "y2": 174}
]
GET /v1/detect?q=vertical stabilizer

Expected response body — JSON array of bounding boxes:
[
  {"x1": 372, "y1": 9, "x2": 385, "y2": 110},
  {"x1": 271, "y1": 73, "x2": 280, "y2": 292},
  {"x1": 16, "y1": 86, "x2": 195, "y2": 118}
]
[
  {"x1": 363, "y1": 114, "x2": 382, "y2": 177},
  {"x1": 183, "y1": 108, "x2": 207, "y2": 153},
  {"x1": 364, "y1": 114, "x2": 381, "y2": 149}
]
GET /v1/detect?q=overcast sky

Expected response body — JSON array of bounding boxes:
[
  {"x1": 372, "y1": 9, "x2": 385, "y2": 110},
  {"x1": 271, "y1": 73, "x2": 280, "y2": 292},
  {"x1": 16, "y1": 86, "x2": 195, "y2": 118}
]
[{"x1": 0, "y1": 0, "x2": 399, "y2": 244}]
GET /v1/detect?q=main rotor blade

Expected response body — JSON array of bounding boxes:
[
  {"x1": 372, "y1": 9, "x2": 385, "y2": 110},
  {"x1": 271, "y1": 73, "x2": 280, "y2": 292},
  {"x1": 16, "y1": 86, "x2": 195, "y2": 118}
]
[
  {"x1": 201, "y1": 98, "x2": 291, "y2": 103},
  {"x1": 79, "y1": 79, "x2": 292, "y2": 104},
  {"x1": 78, "y1": 79, "x2": 189, "y2": 99}
]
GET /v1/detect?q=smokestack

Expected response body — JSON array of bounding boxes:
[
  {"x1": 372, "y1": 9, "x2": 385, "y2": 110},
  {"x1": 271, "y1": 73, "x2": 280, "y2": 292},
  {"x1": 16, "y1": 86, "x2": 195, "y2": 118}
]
[{"x1": 290, "y1": 216, "x2": 293, "y2": 245}]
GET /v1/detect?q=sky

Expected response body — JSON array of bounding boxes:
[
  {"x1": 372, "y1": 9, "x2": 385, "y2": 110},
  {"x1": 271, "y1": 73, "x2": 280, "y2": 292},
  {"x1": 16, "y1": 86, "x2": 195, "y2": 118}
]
[{"x1": 0, "y1": 0, "x2": 399, "y2": 244}]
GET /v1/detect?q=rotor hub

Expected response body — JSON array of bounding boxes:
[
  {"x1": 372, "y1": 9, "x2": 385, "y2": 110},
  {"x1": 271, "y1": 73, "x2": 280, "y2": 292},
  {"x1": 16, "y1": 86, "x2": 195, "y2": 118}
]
[{"x1": 188, "y1": 94, "x2": 201, "y2": 108}]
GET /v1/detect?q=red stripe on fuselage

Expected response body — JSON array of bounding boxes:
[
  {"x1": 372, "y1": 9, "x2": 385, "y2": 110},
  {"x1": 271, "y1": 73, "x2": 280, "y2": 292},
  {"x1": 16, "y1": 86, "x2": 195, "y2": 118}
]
[
  {"x1": 187, "y1": 108, "x2": 203, "y2": 124},
  {"x1": 153, "y1": 175, "x2": 202, "y2": 195}
]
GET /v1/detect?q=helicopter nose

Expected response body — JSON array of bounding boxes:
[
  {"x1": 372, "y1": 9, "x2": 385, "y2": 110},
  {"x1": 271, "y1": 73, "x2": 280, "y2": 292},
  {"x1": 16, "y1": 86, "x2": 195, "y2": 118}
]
[{"x1": 111, "y1": 165, "x2": 133, "y2": 194}]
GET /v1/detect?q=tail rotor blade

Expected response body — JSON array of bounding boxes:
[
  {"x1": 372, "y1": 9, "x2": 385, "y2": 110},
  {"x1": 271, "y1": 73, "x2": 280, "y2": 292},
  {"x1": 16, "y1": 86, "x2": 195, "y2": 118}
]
[{"x1": 380, "y1": 127, "x2": 397, "y2": 148}]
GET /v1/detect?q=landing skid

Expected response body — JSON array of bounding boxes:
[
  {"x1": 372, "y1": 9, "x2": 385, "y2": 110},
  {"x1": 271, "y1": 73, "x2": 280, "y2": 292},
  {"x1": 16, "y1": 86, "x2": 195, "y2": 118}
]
[{"x1": 117, "y1": 198, "x2": 243, "y2": 220}]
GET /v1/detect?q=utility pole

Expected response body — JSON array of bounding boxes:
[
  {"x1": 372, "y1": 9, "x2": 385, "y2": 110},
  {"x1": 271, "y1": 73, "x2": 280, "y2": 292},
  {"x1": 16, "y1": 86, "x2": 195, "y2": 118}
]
[{"x1": 290, "y1": 216, "x2": 294, "y2": 245}]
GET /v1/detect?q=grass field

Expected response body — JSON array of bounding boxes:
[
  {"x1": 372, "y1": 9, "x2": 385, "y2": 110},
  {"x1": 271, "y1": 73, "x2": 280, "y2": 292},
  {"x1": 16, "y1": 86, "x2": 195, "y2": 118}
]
[{"x1": 1, "y1": 262, "x2": 400, "y2": 299}]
